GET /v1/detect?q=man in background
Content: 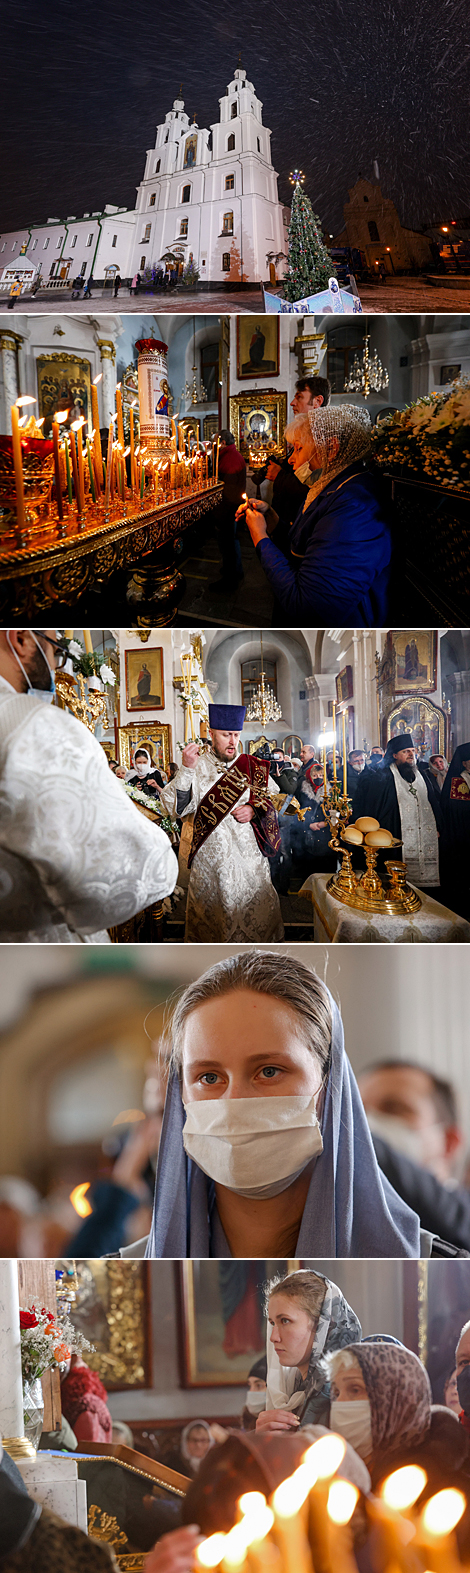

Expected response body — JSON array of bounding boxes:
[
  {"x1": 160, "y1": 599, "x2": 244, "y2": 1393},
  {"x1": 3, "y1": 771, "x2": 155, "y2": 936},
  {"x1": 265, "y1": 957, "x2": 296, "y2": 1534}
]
[
  {"x1": 212, "y1": 429, "x2": 246, "y2": 592},
  {"x1": 265, "y1": 376, "x2": 332, "y2": 549},
  {"x1": 359, "y1": 1059, "x2": 470, "y2": 1252}
]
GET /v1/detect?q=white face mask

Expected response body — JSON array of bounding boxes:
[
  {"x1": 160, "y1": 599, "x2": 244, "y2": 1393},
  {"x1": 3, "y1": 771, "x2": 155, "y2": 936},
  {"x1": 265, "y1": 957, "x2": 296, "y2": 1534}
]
[
  {"x1": 367, "y1": 1110, "x2": 438, "y2": 1168},
  {"x1": 329, "y1": 1399, "x2": 372, "y2": 1460},
  {"x1": 245, "y1": 1388, "x2": 267, "y2": 1415},
  {"x1": 182, "y1": 1094, "x2": 323, "y2": 1198},
  {"x1": 6, "y1": 630, "x2": 56, "y2": 703},
  {"x1": 294, "y1": 460, "x2": 312, "y2": 484},
  {"x1": 134, "y1": 757, "x2": 150, "y2": 777}
]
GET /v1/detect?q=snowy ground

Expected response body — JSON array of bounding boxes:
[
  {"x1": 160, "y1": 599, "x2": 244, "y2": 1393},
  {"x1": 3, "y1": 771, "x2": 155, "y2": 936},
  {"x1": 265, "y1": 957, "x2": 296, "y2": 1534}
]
[{"x1": 2, "y1": 277, "x2": 469, "y2": 315}]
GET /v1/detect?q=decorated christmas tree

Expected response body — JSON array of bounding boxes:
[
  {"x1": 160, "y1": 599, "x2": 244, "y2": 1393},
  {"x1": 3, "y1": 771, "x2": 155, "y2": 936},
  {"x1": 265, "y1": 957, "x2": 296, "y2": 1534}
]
[{"x1": 284, "y1": 174, "x2": 335, "y2": 301}]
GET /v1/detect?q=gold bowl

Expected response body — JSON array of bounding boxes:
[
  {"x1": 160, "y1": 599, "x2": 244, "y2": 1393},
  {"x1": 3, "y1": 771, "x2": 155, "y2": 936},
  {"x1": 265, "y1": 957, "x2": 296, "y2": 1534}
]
[{"x1": 0, "y1": 435, "x2": 55, "y2": 535}]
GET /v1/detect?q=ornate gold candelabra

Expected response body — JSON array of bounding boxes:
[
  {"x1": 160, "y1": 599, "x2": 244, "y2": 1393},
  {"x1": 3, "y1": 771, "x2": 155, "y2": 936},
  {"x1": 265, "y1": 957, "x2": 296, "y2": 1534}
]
[{"x1": 323, "y1": 786, "x2": 422, "y2": 914}]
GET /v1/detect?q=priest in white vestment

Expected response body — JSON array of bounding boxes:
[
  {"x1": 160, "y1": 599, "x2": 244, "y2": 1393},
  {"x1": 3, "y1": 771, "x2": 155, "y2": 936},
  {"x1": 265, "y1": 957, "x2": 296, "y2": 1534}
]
[
  {"x1": 0, "y1": 629, "x2": 178, "y2": 942},
  {"x1": 159, "y1": 703, "x2": 284, "y2": 942}
]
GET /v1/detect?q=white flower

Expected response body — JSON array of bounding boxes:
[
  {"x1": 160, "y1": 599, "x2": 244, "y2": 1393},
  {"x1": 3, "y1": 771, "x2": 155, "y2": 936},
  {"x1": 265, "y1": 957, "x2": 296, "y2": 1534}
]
[
  {"x1": 100, "y1": 664, "x2": 115, "y2": 686},
  {"x1": 68, "y1": 639, "x2": 82, "y2": 657}
]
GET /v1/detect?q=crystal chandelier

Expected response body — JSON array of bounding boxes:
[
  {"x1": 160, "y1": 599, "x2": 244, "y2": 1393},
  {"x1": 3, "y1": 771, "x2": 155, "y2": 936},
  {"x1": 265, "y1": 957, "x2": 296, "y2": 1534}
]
[
  {"x1": 345, "y1": 333, "x2": 389, "y2": 396},
  {"x1": 184, "y1": 317, "x2": 208, "y2": 405},
  {"x1": 245, "y1": 633, "x2": 284, "y2": 726}
]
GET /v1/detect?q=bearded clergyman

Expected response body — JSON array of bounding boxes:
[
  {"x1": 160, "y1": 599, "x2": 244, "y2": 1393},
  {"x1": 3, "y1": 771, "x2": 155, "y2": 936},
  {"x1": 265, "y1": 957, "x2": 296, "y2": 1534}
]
[
  {"x1": 159, "y1": 704, "x2": 284, "y2": 941},
  {"x1": 353, "y1": 731, "x2": 442, "y2": 895}
]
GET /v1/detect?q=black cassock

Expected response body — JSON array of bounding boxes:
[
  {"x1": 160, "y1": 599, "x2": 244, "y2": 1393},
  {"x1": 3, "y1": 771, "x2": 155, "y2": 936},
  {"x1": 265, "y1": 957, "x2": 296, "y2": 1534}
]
[{"x1": 353, "y1": 763, "x2": 442, "y2": 849}]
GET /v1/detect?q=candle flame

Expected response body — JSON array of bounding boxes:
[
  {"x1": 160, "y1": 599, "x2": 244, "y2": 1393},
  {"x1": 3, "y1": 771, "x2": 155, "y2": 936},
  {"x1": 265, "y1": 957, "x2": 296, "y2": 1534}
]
[
  {"x1": 327, "y1": 1480, "x2": 359, "y2": 1525},
  {"x1": 16, "y1": 395, "x2": 36, "y2": 406},
  {"x1": 382, "y1": 1466, "x2": 427, "y2": 1511},
  {"x1": 69, "y1": 1182, "x2": 92, "y2": 1217},
  {"x1": 123, "y1": 446, "x2": 131, "y2": 456},
  {"x1": 302, "y1": 1433, "x2": 346, "y2": 1479},
  {"x1": 17, "y1": 415, "x2": 28, "y2": 427},
  {"x1": 111, "y1": 1109, "x2": 145, "y2": 1125},
  {"x1": 421, "y1": 1489, "x2": 466, "y2": 1537},
  {"x1": 272, "y1": 1462, "x2": 315, "y2": 1517},
  {"x1": 196, "y1": 1533, "x2": 227, "y2": 1568},
  {"x1": 71, "y1": 418, "x2": 85, "y2": 431},
  {"x1": 93, "y1": 374, "x2": 103, "y2": 384},
  {"x1": 36, "y1": 417, "x2": 45, "y2": 427},
  {"x1": 54, "y1": 410, "x2": 70, "y2": 422}
]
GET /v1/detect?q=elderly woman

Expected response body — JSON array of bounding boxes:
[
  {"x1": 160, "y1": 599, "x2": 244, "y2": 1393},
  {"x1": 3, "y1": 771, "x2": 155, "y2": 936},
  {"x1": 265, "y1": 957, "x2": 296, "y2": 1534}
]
[
  {"x1": 145, "y1": 949, "x2": 421, "y2": 1259},
  {"x1": 237, "y1": 404, "x2": 391, "y2": 625}
]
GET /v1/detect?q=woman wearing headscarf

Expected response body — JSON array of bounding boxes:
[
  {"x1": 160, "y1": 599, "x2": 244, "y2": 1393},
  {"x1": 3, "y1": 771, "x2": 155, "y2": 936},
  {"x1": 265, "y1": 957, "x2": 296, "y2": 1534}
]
[
  {"x1": 236, "y1": 405, "x2": 392, "y2": 625},
  {"x1": 143, "y1": 949, "x2": 421, "y2": 1259},
  {"x1": 164, "y1": 1420, "x2": 215, "y2": 1478},
  {"x1": 126, "y1": 746, "x2": 165, "y2": 797},
  {"x1": 255, "y1": 1268, "x2": 362, "y2": 1435},
  {"x1": 326, "y1": 1338, "x2": 470, "y2": 1509},
  {"x1": 440, "y1": 743, "x2": 470, "y2": 920}
]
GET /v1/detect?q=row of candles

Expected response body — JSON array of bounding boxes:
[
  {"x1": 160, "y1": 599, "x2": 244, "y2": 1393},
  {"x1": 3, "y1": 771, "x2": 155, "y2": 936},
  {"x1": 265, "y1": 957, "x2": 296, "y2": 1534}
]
[
  {"x1": 321, "y1": 702, "x2": 349, "y2": 796},
  {"x1": 9, "y1": 381, "x2": 220, "y2": 533},
  {"x1": 192, "y1": 1433, "x2": 467, "y2": 1573}
]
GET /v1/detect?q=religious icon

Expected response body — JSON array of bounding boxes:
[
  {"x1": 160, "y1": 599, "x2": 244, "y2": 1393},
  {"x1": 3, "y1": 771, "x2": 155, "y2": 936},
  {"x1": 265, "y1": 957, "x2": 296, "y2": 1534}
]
[
  {"x1": 155, "y1": 378, "x2": 170, "y2": 416},
  {"x1": 391, "y1": 631, "x2": 438, "y2": 693},
  {"x1": 36, "y1": 353, "x2": 92, "y2": 437},
  {"x1": 125, "y1": 647, "x2": 164, "y2": 710},
  {"x1": 237, "y1": 317, "x2": 280, "y2": 378},
  {"x1": 179, "y1": 1261, "x2": 297, "y2": 1386},
  {"x1": 229, "y1": 390, "x2": 287, "y2": 456},
  {"x1": 183, "y1": 132, "x2": 197, "y2": 168}
]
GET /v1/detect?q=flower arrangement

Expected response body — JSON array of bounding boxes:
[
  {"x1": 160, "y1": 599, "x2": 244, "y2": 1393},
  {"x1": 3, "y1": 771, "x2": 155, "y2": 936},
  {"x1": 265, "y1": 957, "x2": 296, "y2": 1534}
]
[
  {"x1": 64, "y1": 637, "x2": 116, "y2": 686},
  {"x1": 20, "y1": 1304, "x2": 93, "y2": 1381},
  {"x1": 371, "y1": 376, "x2": 470, "y2": 492},
  {"x1": 124, "y1": 781, "x2": 178, "y2": 840}
]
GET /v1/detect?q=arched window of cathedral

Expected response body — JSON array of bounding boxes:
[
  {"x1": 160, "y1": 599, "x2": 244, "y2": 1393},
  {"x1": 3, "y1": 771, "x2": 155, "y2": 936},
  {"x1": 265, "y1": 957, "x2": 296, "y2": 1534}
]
[
  {"x1": 368, "y1": 219, "x2": 380, "y2": 241},
  {"x1": 257, "y1": 137, "x2": 260, "y2": 151},
  {"x1": 155, "y1": 159, "x2": 161, "y2": 173},
  {"x1": 225, "y1": 173, "x2": 234, "y2": 190},
  {"x1": 231, "y1": 102, "x2": 237, "y2": 118},
  {"x1": 227, "y1": 133, "x2": 235, "y2": 151},
  {"x1": 182, "y1": 184, "x2": 191, "y2": 203},
  {"x1": 149, "y1": 193, "x2": 156, "y2": 206},
  {"x1": 222, "y1": 211, "x2": 233, "y2": 235}
]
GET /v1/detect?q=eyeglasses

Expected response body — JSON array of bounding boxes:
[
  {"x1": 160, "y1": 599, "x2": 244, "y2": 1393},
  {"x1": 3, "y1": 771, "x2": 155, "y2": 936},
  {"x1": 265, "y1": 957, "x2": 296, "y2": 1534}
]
[{"x1": 32, "y1": 632, "x2": 70, "y2": 669}]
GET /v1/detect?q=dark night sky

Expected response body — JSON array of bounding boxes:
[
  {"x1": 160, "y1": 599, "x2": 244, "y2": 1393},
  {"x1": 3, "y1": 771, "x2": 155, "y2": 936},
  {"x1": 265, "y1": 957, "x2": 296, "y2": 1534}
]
[{"x1": 2, "y1": 0, "x2": 470, "y2": 235}]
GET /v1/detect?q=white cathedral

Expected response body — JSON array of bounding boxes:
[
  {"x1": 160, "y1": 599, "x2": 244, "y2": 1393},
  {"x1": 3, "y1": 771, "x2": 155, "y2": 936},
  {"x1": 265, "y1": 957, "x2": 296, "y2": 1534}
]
[{"x1": 0, "y1": 69, "x2": 289, "y2": 291}]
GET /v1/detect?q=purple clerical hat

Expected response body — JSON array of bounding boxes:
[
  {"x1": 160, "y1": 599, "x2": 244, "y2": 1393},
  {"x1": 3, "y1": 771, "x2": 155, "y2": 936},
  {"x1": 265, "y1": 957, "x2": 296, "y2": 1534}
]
[{"x1": 208, "y1": 704, "x2": 246, "y2": 730}]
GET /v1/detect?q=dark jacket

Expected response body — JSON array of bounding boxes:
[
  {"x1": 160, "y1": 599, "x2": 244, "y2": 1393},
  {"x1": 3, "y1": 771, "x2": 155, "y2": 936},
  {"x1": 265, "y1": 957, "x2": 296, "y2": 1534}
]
[
  {"x1": 218, "y1": 444, "x2": 246, "y2": 508},
  {"x1": 256, "y1": 464, "x2": 391, "y2": 624},
  {"x1": 373, "y1": 1135, "x2": 470, "y2": 1253},
  {"x1": 271, "y1": 457, "x2": 309, "y2": 526}
]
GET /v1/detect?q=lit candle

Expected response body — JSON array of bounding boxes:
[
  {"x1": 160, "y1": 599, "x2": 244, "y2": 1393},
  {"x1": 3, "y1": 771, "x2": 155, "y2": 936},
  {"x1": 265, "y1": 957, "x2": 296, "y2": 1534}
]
[
  {"x1": 104, "y1": 420, "x2": 114, "y2": 510},
  {"x1": 323, "y1": 725, "x2": 327, "y2": 792},
  {"x1": 72, "y1": 421, "x2": 85, "y2": 511},
  {"x1": 10, "y1": 404, "x2": 26, "y2": 534},
  {"x1": 51, "y1": 419, "x2": 64, "y2": 521},
  {"x1": 91, "y1": 376, "x2": 103, "y2": 487},
  {"x1": 86, "y1": 437, "x2": 97, "y2": 503},
  {"x1": 64, "y1": 436, "x2": 73, "y2": 504},
  {"x1": 140, "y1": 461, "x2": 145, "y2": 500},
  {"x1": 116, "y1": 383, "x2": 125, "y2": 451},
  {"x1": 342, "y1": 710, "x2": 347, "y2": 796},
  {"x1": 216, "y1": 436, "x2": 220, "y2": 481},
  {"x1": 332, "y1": 701, "x2": 337, "y2": 781},
  {"x1": 69, "y1": 427, "x2": 81, "y2": 513},
  {"x1": 130, "y1": 405, "x2": 136, "y2": 492},
  {"x1": 83, "y1": 631, "x2": 93, "y2": 654}
]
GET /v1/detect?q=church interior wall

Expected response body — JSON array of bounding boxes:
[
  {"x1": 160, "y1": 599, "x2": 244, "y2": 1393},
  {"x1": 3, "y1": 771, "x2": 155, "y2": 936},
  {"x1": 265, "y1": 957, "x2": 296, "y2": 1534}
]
[
  {"x1": 229, "y1": 314, "x2": 296, "y2": 398},
  {"x1": 117, "y1": 629, "x2": 177, "y2": 735}
]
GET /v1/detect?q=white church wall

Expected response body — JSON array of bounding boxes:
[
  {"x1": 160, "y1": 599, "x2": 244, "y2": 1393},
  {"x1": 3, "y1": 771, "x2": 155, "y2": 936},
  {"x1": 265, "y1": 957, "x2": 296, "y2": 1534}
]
[
  {"x1": 118, "y1": 630, "x2": 178, "y2": 745},
  {"x1": 229, "y1": 315, "x2": 296, "y2": 399}
]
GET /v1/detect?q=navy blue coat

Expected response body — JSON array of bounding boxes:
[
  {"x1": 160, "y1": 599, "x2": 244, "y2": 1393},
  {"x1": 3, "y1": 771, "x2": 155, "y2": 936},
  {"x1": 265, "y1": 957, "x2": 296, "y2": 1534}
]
[{"x1": 256, "y1": 463, "x2": 392, "y2": 625}]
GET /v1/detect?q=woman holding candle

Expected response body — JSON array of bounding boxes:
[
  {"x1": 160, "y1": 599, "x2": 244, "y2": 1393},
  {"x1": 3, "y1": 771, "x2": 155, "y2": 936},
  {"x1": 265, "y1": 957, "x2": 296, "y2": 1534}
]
[
  {"x1": 236, "y1": 407, "x2": 392, "y2": 626},
  {"x1": 142, "y1": 949, "x2": 421, "y2": 1261}
]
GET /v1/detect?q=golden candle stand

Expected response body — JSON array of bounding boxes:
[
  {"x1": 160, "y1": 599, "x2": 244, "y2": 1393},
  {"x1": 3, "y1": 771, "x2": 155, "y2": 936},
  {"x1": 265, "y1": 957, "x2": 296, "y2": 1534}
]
[{"x1": 322, "y1": 782, "x2": 422, "y2": 915}]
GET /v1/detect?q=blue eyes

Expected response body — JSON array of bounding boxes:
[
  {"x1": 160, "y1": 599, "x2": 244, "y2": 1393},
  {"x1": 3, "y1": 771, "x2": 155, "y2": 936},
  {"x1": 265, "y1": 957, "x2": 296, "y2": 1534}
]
[
  {"x1": 199, "y1": 1065, "x2": 280, "y2": 1084},
  {"x1": 201, "y1": 1072, "x2": 219, "y2": 1084},
  {"x1": 260, "y1": 1066, "x2": 278, "y2": 1077}
]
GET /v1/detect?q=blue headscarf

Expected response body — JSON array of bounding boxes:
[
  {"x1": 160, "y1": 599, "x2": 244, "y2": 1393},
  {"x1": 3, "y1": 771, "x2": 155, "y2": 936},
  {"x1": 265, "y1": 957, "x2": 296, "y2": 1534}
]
[{"x1": 146, "y1": 989, "x2": 420, "y2": 1259}]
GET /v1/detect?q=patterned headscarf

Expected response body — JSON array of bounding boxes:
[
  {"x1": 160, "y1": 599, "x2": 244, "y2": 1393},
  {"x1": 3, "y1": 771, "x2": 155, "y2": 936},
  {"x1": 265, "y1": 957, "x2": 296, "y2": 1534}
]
[
  {"x1": 345, "y1": 1341, "x2": 432, "y2": 1454},
  {"x1": 304, "y1": 403, "x2": 372, "y2": 505},
  {"x1": 266, "y1": 1272, "x2": 362, "y2": 1420}
]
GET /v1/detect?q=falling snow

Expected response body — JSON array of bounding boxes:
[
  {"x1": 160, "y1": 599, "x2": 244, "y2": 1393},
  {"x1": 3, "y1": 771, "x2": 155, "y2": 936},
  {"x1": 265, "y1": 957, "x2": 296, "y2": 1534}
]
[{"x1": 1, "y1": 0, "x2": 470, "y2": 235}]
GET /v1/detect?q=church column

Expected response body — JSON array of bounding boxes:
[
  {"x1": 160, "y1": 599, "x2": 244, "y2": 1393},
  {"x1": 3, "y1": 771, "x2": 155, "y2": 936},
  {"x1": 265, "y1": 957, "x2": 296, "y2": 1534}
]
[
  {"x1": 0, "y1": 331, "x2": 21, "y2": 434},
  {"x1": 96, "y1": 338, "x2": 117, "y2": 424},
  {"x1": 450, "y1": 672, "x2": 470, "y2": 746},
  {"x1": 305, "y1": 674, "x2": 320, "y2": 744},
  {"x1": 0, "y1": 1260, "x2": 34, "y2": 1459}
]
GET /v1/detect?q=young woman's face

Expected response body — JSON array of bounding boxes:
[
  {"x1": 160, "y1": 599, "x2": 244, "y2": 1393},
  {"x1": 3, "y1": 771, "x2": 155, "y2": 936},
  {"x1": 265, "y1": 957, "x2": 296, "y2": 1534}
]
[
  {"x1": 181, "y1": 990, "x2": 323, "y2": 1103},
  {"x1": 187, "y1": 1426, "x2": 211, "y2": 1459},
  {"x1": 331, "y1": 1361, "x2": 368, "y2": 1401},
  {"x1": 268, "y1": 1292, "x2": 316, "y2": 1368}
]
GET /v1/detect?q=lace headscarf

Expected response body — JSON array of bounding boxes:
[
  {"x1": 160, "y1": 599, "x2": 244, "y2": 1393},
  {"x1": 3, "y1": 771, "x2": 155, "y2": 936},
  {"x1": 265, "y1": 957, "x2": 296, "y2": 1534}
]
[{"x1": 304, "y1": 404, "x2": 372, "y2": 505}]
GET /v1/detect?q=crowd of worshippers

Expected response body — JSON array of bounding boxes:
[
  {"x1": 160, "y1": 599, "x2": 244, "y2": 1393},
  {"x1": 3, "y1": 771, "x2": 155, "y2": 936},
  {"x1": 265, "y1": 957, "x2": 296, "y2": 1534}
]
[
  {"x1": 261, "y1": 732, "x2": 469, "y2": 921},
  {"x1": 30, "y1": 951, "x2": 470, "y2": 1264},
  {"x1": 6, "y1": 1270, "x2": 470, "y2": 1572}
]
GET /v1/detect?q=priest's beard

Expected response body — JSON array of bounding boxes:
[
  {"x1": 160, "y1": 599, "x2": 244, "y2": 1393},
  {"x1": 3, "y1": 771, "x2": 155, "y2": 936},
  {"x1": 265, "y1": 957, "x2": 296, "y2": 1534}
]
[
  {"x1": 397, "y1": 762, "x2": 417, "y2": 783},
  {"x1": 21, "y1": 643, "x2": 54, "y2": 693},
  {"x1": 213, "y1": 744, "x2": 237, "y2": 764}
]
